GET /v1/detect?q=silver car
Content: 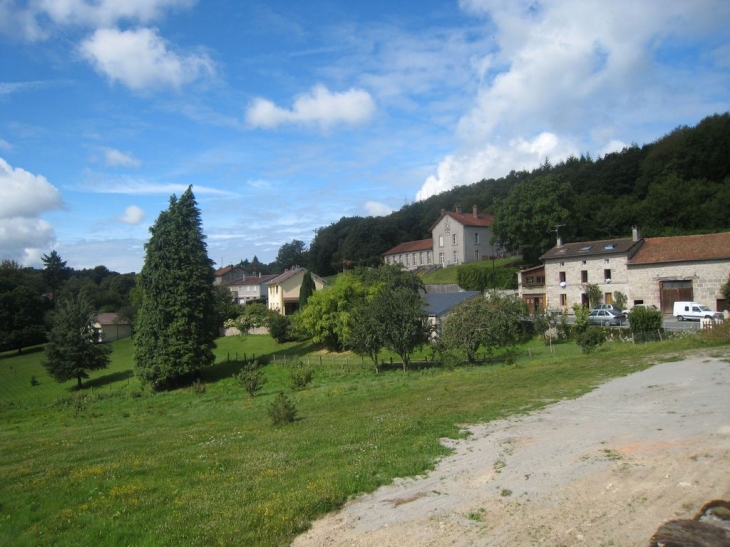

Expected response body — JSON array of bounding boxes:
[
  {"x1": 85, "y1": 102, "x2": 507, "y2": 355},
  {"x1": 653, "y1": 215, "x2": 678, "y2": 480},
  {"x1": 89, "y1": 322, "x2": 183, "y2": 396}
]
[{"x1": 587, "y1": 309, "x2": 626, "y2": 326}]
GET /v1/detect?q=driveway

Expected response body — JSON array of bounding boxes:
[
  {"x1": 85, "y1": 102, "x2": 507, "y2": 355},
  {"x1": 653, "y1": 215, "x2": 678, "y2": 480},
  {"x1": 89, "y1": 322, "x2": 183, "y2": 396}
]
[{"x1": 293, "y1": 348, "x2": 730, "y2": 546}]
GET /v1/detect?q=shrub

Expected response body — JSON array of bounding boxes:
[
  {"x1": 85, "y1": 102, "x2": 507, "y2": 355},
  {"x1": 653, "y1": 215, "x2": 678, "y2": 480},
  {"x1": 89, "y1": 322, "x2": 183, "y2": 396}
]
[
  {"x1": 613, "y1": 291, "x2": 628, "y2": 311},
  {"x1": 190, "y1": 380, "x2": 206, "y2": 395},
  {"x1": 572, "y1": 304, "x2": 589, "y2": 336},
  {"x1": 576, "y1": 327, "x2": 606, "y2": 354},
  {"x1": 289, "y1": 363, "x2": 314, "y2": 390},
  {"x1": 628, "y1": 307, "x2": 663, "y2": 336},
  {"x1": 234, "y1": 361, "x2": 267, "y2": 397},
  {"x1": 268, "y1": 392, "x2": 297, "y2": 425},
  {"x1": 269, "y1": 314, "x2": 292, "y2": 343}
]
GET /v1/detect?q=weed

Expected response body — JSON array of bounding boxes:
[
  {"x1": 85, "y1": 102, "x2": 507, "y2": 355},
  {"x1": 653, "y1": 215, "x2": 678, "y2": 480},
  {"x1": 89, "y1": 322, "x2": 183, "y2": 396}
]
[{"x1": 500, "y1": 488, "x2": 512, "y2": 497}]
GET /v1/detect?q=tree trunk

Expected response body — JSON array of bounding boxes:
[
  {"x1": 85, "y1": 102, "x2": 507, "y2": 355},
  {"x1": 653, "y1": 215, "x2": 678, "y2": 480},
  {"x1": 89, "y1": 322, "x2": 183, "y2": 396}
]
[{"x1": 77, "y1": 375, "x2": 83, "y2": 389}]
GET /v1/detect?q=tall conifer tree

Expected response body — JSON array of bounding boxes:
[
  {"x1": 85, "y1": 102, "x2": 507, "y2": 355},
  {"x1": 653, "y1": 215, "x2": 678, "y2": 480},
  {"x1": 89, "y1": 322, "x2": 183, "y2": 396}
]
[{"x1": 134, "y1": 186, "x2": 217, "y2": 387}]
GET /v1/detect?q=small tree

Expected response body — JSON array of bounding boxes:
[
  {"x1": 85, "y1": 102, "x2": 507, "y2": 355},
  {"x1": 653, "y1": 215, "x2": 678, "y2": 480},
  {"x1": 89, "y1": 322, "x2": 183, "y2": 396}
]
[
  {"x1": 371, "y1": 286, "x2": 430, "y2": 372},
  {"x1": 572, "y1": 303, "x2": 589, "y2": 336},
  {"x1": 268, "y1": 392, "x2": 297, "y2": 425},
  {"x1": 584, "y1": 283, "x2": 602, "y2": 308},
  {"x1": 269, "y1": 313, "x2": 291, "y2": 343},
  {"x1": 612, "y1": 291, "x2": 628, "y2": 311},
  {"x1": 576, "y1": 327, "x2": 606, "y2": 354},
  {"x1": 43, "y1": 293, "x2": 111, "y2": 389},
  {"x1": 347, "y1": 302, "x2": 384, "y2": 373},
  {"x1": 628, "y1": 307, "x2": 663, "y2": 342},
  {"x1": 234, "y1": 361, "x2": 266, "y2": 397}
]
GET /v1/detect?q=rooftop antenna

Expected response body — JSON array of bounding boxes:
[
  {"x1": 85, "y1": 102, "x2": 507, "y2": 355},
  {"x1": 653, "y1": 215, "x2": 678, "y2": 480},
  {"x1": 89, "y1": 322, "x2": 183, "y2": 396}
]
[{"x1": 551, "y1": 224, "x2": 566, "y2": 246}]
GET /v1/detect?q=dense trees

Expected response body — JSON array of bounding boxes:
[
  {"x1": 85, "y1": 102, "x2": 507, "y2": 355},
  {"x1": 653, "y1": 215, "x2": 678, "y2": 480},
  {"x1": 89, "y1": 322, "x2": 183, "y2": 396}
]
[
  {"x1": 275, "y1": 239, "x2": 308, "y2": 271},
  {"x1": 43, "y1": 292, "x2": 111, "y2": 389},
  {"x1": 0, "y1": 260, "x2": 47, "y2": 353},
  {"x1": 134, "y1": 186, "x2": 218, "y2": 387},
  {"x1": 306, "y1": 113, "x2": 730, "y2": 271}
]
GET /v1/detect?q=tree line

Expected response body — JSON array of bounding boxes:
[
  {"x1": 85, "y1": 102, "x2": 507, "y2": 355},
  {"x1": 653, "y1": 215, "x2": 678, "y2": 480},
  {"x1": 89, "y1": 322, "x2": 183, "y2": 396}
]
[{"x1": 306, "y1": 112, "x2": 730, "y2": 274}]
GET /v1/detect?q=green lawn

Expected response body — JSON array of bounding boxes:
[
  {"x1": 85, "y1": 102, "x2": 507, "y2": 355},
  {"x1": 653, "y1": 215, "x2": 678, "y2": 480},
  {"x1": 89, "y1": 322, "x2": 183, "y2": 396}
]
[
  {"x1": 420, "y1": 257, "x2": 522, "y2": 284},
  {"x1": 0, "y1": 332, "x2": 725, "y2": 546}
]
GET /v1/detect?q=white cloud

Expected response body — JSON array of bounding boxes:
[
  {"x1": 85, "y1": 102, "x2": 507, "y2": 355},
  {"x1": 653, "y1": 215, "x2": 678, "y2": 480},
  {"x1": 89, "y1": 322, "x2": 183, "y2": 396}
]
[
  {"x1": 0, "y1": 157, "x2": 63, "y2": 218},
  {"x1": 364, "y1": 201, "x2": 394, "y2": 217},
  {"x1": 0, "y1": 0, "x2": 196, "y2": 40},
  {"x1": 416, "y1": 0, "x2": 730, "y2": 199},
  {"x1": 103, "y1": 147, "x2": 141, "y2": 167},
  {"x1": 82, "y1": 179, "x2": 232, "y2": 196},
  {"x1": 0, "y1": 138, "x2": 11, "y2": 151},
  {"x1": 79, "y1": 27, "x2": 214, "y2": 91},
  {"x1": 0, "y1": 157, "x2": 63, "y2": 264},
  {"x1": 417, "y1": 133, "x2": 577, "y2": 200},
  {"x1": 246, "y1": 85, "x2": 376, "y2": 130},
  {"x1": 117, "y1": 205, "x2": 145, "y2": 225}
]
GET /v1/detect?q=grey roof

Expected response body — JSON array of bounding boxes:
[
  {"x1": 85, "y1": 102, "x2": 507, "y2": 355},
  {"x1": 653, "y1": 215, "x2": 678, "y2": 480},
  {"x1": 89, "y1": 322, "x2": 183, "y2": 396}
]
[
  {"x1": 423, "y1": 291, "x2": 481, "y2": 317},
  {"x1": 540, "y1": 237, "x2": 643, "y2": 261}
]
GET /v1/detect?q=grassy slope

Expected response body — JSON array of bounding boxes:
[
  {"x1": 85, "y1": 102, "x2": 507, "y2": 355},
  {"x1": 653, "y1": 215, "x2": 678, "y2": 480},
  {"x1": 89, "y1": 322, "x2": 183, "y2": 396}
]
[
  {"x1": 0, "y1": 333, "x2": 724, "y2": 546},
  {"x1": 421, "y1": 257, "x2": 522, "y2": 284}
]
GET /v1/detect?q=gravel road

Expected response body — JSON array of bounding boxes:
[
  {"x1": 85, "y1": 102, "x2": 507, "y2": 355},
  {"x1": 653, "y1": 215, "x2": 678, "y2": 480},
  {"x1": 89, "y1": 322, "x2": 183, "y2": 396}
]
[{"x1": 293, "y1": 349, "x2": 730, "y2": 546}]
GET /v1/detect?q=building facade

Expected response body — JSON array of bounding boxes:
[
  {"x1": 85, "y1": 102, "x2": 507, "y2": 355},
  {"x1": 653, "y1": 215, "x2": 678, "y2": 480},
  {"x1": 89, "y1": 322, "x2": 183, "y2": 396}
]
[
  {"x1": 267, "y1": 268, "x2": 326, "y2": 315},
  {"x1": 430, "y1": 205, "x2": 497, "y2": 267},
  {"x1": 382, "y1": 239, "x2": 434, "y2": 271}
]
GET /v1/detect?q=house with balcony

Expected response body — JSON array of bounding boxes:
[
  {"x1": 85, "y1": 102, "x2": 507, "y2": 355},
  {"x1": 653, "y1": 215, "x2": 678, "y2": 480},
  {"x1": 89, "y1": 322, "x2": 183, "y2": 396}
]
[{"x1": 518, "y1": 265, "x2": 546, "y2": 312}]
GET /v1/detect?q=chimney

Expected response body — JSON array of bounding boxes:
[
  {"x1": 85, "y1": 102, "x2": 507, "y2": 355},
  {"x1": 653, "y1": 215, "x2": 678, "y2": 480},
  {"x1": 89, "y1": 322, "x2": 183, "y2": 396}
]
[
  {"x1": 557, "y1": 236, "x2": 563, "y2": 247},
  {"x1": 632, "y1": 226, "x2": 641, "y2": 241},
  {"x1": 472, "y1": 204, "x2": 478, "y2": 218},
  {"x1": 455, "y1": 204, "x2": 462, "y2": 214}
]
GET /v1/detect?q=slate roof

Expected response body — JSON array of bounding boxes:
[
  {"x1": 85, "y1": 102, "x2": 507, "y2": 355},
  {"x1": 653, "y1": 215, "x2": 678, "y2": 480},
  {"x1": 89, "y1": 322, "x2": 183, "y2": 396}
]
[
  {"x1": 268, "y1": 267, "x2": 305, "y2": 285},
  {"x1": 382, "y1": 239, "x2": 433, "y2": 256},
  {"x1": 540, "y1": 237, "x2": 643, "y2": 261},
  {"x1": 629, "y1": 232, "x2": 730, "y2": 264},
  {"x1": 423, "y1": 291, "x2": 481, "y2": 317},
  {"x1": 227, "y1": 274, "x2": 277, "y2": 286}
]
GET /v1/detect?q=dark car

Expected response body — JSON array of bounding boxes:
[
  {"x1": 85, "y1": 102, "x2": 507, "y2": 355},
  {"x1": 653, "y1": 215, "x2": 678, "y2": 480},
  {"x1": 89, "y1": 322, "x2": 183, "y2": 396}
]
[{"x1": 587, "y1": 309, "x2": 626, "y2": 326}]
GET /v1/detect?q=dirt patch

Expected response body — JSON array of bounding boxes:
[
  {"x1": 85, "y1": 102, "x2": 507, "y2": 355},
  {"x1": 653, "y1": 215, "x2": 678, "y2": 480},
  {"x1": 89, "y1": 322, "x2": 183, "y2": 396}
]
[{"x1": 293, "y1": 349, "x2": 730, "y2": 546}]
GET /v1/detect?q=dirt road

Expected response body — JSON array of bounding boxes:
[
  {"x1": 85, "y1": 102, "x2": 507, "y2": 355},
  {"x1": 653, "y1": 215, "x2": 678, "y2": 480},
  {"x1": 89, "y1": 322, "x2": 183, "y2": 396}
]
[{"x1": 293, "y1": 349, "x2": 730, "y2": 546}]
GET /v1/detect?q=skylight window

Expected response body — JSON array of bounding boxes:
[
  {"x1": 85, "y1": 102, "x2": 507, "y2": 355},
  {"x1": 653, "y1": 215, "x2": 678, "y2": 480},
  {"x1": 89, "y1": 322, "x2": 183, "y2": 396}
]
[
  {"x1": 579, "y1": 245, "x2": 592, "y2": 251},
  {"x1": 604, "y1": 244, "x2": 616, "y2": 250}
]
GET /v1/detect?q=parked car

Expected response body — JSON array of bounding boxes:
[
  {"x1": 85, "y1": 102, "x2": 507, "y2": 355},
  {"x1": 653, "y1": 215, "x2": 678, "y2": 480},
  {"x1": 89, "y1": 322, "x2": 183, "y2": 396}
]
[
  {"x1": 587, "y1": 309, "x2": 626, "y2": 326},
  {"x1": 673, "y1": 301, "x2": 723, "y2": 321},
  {"x1": 592, "y1": 304, "x2": 620, "y2": 312}
]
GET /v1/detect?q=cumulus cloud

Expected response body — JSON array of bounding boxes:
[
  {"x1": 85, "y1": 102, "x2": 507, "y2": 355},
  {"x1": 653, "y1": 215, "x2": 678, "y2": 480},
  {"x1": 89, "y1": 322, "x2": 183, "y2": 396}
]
[
  {"x1": 364, "y1": 201, "x2": 394, "y2": 217},
  {"x1": 117, "y1": 205, "x2": 145, "y2": 224},
  {"x1": 0, "y1": 157, "x2": 63, "y2": 264},
  {"x1": 417, "y1": 0, "x2": 730, "y2": 199},
  {"x1": 79, "y1": 27, "x2": 214, "y2": 91},
  {"x1": 246, "y1": 85, "x2": 376, "y2": 130},
  {"x1": 103, "y1": 147, "x2": 141, "y2": 167}
]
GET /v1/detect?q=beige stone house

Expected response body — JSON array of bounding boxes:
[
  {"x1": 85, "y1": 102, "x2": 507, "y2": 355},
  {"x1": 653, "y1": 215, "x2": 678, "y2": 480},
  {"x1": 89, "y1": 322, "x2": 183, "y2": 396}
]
[
  {"x1": 267, "y1": 268, "x2": 326, "y2": 315},
  {"x1": 626, "y1": 232, "x2": 730, "y2": 313},
  {"x1": 518, "y1": 264, "x2": 546, "y2": 313},
  {"x1": 382, "y1": 205, "x2": 498, "y2": 270},
  {"x1": 533, "y1": 229, "x2": 730, "y2": 313}
]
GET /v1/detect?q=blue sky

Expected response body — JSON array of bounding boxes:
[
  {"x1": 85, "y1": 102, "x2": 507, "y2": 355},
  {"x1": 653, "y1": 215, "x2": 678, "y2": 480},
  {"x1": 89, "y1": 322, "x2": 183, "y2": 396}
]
[{"x1": 1, "y1": 0, "x2": 729, "y2": 273}]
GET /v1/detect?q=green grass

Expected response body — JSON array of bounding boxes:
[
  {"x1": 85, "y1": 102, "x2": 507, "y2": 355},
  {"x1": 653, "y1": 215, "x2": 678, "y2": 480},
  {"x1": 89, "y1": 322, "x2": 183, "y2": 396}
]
[
  {"x1": 0, "y1": 332, "x2": 726, "y2": 546},
  {"x1": 421, "y1": 257, "x2": 522, "y2": 284}
]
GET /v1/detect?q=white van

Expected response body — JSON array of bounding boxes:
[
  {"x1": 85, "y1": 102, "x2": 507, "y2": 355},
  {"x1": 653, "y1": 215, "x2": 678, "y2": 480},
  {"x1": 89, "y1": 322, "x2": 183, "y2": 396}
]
[{"x1": 673, "y1": 301, "x2": 723, "y2": 321}]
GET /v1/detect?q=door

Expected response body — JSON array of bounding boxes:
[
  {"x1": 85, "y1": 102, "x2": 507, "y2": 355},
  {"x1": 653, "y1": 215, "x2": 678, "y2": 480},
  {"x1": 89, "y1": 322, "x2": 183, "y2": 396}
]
[{"x1": 660, "y1": 280, "x2": 693, "y2": 313}]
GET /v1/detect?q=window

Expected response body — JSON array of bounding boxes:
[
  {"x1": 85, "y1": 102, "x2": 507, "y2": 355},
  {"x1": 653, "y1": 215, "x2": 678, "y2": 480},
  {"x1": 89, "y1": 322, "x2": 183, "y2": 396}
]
[
  {"x1": 582, "y1": 260, "x2": 587, "y2": 265},
  {"x1": 560, "y1": 294, "x2": 567, "y2": 306},
  {"x1": 604, "y1": 269, "x2": 611, "y2": 282},
  {"x1": 605, "y1": 292, "x2": 613, "y2": 304},
  {"x1": 412, "y1": 253, "x2": 416, "y2": 265},
  {"x1": 439, "y1": 235, "x2": 444, "y2": 247},
  {"x1": 581, "y1": 270, "x2": 588, "y2": 283},
  {"x1": 419, "y1": 252, "x2": 423, "y2": 265},
  {"x1": 474, "y1": 250, "x2": 480, "y2": 262},
  {"x1": 559, "y1": 271, "x2": 566, "y2": 283},
  {"x1": 453, "y1": 250, "x2": 458, "y2": 263},
  {"x1": 452, "y1": 234, "x2": 457, "y2": 245},
  {"x1": 405, "y1": 254, "x2": 409, "y2": 266},
  {"x1": 605, "y1": 258, "x2": 610, "y2": 264},
  {"x1": 399, "y1": 254, "x2": 403, "y2": 264},
  {"x1": 474, "y1": 232, "x2": 479, "y2": 244},
  {"x1": 439, "y1": 252, "x2": 444, "y2": 265},
  {"x1": 427, "y1": 251, "x2": 433, "y2": 264},
  {"x1": 560, "y1": 262, "x2": 565, "y2": 267}
]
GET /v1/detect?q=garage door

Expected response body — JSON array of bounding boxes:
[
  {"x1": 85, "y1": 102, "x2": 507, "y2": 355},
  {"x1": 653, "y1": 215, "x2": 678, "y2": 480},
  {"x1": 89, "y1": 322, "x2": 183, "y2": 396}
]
[{"x1": 660, "y1": 280, "x2": 693, "y2": 313}]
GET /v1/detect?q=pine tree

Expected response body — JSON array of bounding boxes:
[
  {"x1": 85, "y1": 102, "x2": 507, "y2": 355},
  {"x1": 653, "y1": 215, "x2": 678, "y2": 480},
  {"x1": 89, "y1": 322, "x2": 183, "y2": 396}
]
[
  {"x1": 134, "y1": 186, "x2": 217, "y2": 388},
  {"x1": 43, "y1": 293, "x2": 111, "y2": 389},
  {"x1": 299, "y1": 270, "x2": 316, "y2": 309},
  {"x1": 42, "y1": 250, "x2": 69, "y2": 304}
]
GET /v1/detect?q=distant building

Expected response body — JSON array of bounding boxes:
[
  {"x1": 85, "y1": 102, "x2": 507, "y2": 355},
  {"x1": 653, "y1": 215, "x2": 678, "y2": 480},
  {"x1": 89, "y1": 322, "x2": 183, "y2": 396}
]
[
  {"x1": 93, "y1": 313, "x2": 132, "y2": 342},
  {"x1": 226, "y1": 273, "x2": 277, "y2": 305},
  {"x1": 267, "y1": 268, "x2": 326, "y2": 315}
]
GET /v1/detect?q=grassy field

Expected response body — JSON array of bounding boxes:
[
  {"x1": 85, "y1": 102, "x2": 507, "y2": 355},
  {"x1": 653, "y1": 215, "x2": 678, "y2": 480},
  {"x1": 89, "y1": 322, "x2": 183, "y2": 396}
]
[{"x1": 1, "y1": 331, "x2": 725, "y2": 546}]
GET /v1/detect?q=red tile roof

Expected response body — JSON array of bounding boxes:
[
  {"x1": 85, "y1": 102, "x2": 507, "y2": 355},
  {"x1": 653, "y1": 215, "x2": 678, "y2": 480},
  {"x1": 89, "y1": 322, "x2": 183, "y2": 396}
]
[
  {"x1": 429, "y1": 210, "x2": 494, "y2": 231},
  {"x1": 629, "y1": 232, "x2": 730, "y2": 264},
  {"x1": 382, "y1": 239, "x2": 433, "y2": 256}
]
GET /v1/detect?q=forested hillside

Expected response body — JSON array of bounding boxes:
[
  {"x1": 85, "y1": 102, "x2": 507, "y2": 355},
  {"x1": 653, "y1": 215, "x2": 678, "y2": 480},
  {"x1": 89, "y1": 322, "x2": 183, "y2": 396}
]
[{"x1": 309, "y1": 113, "x2": 730, "y2": 275}]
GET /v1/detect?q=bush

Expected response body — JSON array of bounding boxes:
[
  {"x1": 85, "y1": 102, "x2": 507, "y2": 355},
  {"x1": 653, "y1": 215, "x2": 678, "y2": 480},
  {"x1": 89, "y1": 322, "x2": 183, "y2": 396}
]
[
  {"x1": 628, "y1": 307, "x2": 663, "y2": 335},
  {"x1": 572, "y1": 304, "x2": 589, "y2": 336},
  {"x1": 268, "y1": 392, "x2": 297, "y2": 425},
  {"x1": 576, "y1": 327, "x2": 606, "y2": 354},
  {"x1": 234, "y1": 361, "x2": 267, "y2": 397},
  {"x1": 289, "y1": 364, "x2": 314, "y2": 390},
  {"x1": 269, "y1": 314, "x2": 292, "y2": 343}
]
